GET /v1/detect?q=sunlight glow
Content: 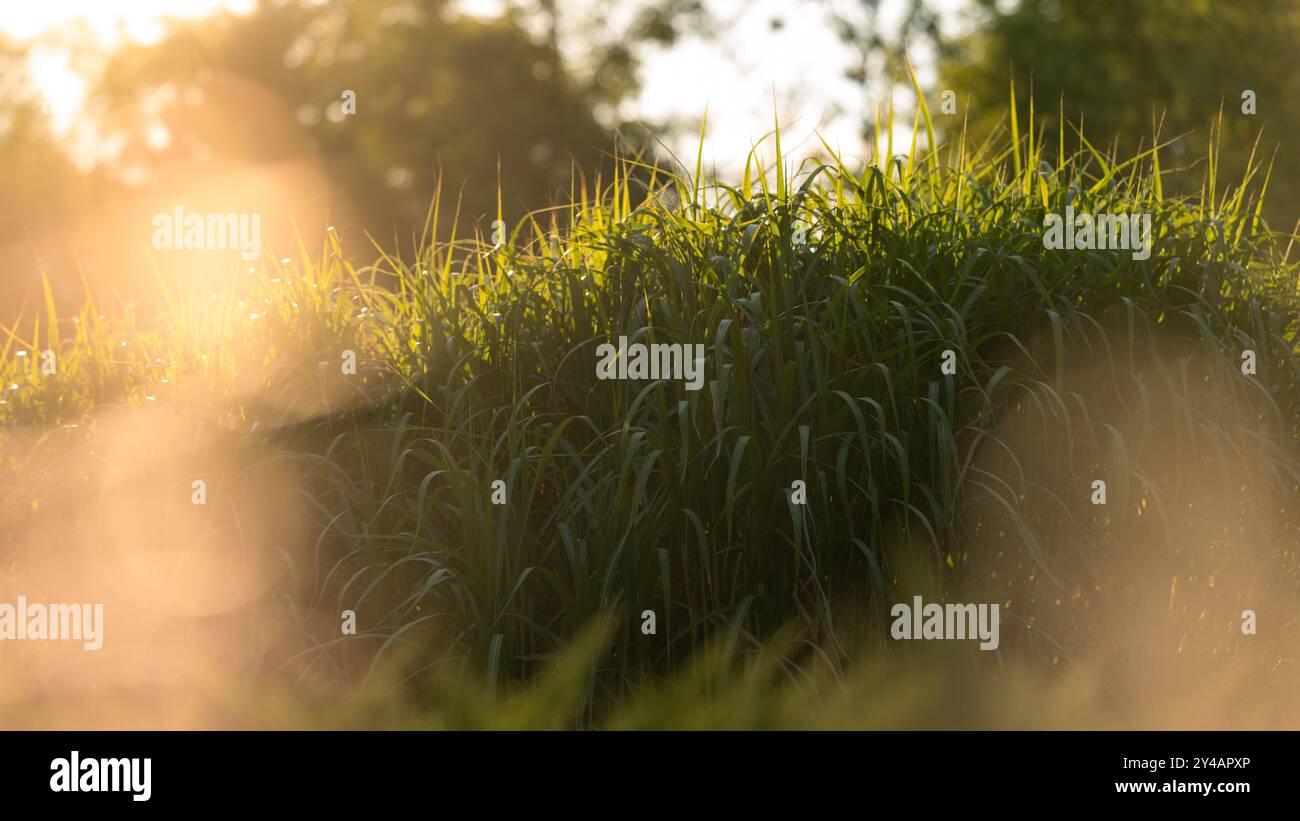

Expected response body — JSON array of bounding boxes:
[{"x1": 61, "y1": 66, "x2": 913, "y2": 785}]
[
  {"x1": 0, "y1": 1, "x2": 254, "y2": 45},
  {"x1": 29, "y1": 48, "x2": 85, "y2": 134}
]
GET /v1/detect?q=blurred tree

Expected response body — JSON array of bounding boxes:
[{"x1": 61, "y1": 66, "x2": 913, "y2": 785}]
[
  {"x1": 0, "y1": 0, "x2": 710, "y2": 260},
  {"x1": 822, "y1": 0, "x2": 941, "y2": 90},
  {"x1": 0, "y1": 35, "x2": 114, "y2": 241},
  {"x1": 89, "y1": 0, "x2": 705, "y2": 247},
  {"x1": 937, "y1": 0, "x2": 1300, "y2": 227}
]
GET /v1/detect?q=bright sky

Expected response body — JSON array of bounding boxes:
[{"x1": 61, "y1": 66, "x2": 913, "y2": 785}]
[
  {"x1": 4, "y1": 0, "x2": 969, "y2": 173},
  {"x1": 630, "y1": 0, "x2": 878, "y2": 170}
]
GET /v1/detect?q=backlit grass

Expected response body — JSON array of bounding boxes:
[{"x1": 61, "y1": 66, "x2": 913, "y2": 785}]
[{"x1": 2, "y1": 99, "x2": 1297, "y2": 728}]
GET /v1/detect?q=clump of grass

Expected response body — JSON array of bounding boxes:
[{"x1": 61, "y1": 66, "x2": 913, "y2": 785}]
[{"x1": 2, "y1": 96, "x2": 1297, "y2": 728}]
